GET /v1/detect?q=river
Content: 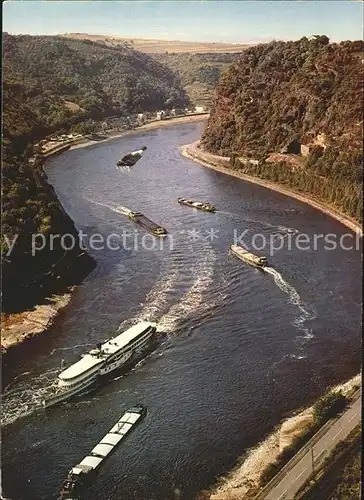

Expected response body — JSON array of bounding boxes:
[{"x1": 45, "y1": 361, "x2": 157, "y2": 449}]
[{"x1": 2, "y1": 121, "x2": 361, "y2": 500}]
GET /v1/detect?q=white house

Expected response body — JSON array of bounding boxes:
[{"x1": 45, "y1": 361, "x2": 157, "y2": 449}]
[
  {"x1": 137, "y1": 113, "x2": 146, "y2": 124},
  {"x1": 156, "y1": 111, "x2": 166, "y2": 120}
]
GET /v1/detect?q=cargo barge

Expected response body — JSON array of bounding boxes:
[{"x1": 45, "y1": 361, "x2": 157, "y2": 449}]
[
  {"x1": 58, "y1": 405, "x2": 147, "y2": 499},
  {"x1": 229, "y1": 244, "x2": 268, "y2": 268},
  {"x1": 177, "y1": 198, "x2": 216, "y2": 212},
  {"x1": 128, "y1": 211, "x2": 167, "y2": 236}
]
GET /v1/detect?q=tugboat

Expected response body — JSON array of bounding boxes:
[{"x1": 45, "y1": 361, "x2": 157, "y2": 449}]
[
  {"x1": 177, "y1": 198, "x2": 216, "y2": 212},
  {"x1": 58, "y1": 472, "x2": 79, "y2": 500},
  {"x1": 229, "y1": 244, "x2": 268, "y2": 268},
  {"x1": 116, "y1": 146, "x2": 147, "y2": 169},
  {"x1": 128, "y1": 212, "x2": 167, "y2": 236}
]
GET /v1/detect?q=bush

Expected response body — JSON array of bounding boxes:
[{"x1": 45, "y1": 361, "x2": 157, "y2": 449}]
[
  {"x1": 260, "y1": 462, "x2": 280, "y2": 486},
  {"x1": 313, "y1": 391, "x2": 348, "y2": 426}
]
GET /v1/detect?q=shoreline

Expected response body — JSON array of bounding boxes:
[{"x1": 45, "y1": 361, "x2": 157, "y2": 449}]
[
  {"x1": 1, "y1": 289, "x2": 74, "y2": 352},
  {"x1": 1, "y1": 115, "x2": 209, "y2": 353},
  {"x1": 69, "y1": 113, "x2": 209, "y2": 152},
  {"x1": 206, "y1": 374, "x2": 361, "y2": 500},
  {"x1": 181, "y1": 141, "x2": 362, "y2": 236},
  {"x1": 180, "y1": 142, "x2": 362, "y2": 499}
]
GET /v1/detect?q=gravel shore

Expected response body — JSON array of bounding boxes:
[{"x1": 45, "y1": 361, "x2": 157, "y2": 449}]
[{"x1": 180, "y1": 140, "x2": 362, "y2": 236}]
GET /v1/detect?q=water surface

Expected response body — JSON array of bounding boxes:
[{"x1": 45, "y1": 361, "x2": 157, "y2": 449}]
[{"x1": 2, "y1": 122, "x2": 361, "y2": 500}]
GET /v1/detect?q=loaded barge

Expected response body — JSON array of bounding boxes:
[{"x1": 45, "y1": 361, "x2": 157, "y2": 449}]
[
  {"x1": 58, "y1": 404, "x2": 147, "y2": 499},
  {"x1": 230, "y1": 244, "x2": 268, "y2": 268},
  {"x1": 178, "y1": 198, "x2": 216, "y2": 212},
  {"x1": 128, "y1": 211, "x2": 167, "y2": 236}
]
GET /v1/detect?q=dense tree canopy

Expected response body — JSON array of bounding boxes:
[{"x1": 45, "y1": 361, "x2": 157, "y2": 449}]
[
  {"x1": 3, "y1": 33, "x2": 190, "y2": 131},
  {"x1": 1, "y1": 96, "x2": 95, "y2": 311},
  {"x1": 153, "y1": 52, "x2": 237, "y2": 106},
  {"x1": 2, "y1": 34, "x2": 193, "y2": 309},
  {"x1": 202, "y1": 37, "x2": 363, "y2": 221}
]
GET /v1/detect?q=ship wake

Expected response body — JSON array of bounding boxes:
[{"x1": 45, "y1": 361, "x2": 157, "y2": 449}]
[
  {"x1": 118, "y1": 264, "x2": 180, "y2": 330},
  {"x1": 2, "y1": 244, "x2": 220, "y2": 425},
  {"x1": 263, "y1": 267, "x2": 315, "y2": 341},
  {"x1": 118, "y1": 242, "x2": 219, "y2": 335},
  {"x1": 157, "y1": 245, "x2": 218, "y2": 333},
  {"x1": 84, "y1": 197, "x2": 132, "y2": 216},
  {"x1": 1, "y1": 368, "x2": 60, "y2": 427}
]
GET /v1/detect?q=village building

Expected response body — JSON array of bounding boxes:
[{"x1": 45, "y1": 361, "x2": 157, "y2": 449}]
[
  {"x1": 170, "y1": 108, "x2": 184, "y2": 117},
  {"x1": 156, "y1": 110, "x2": 166, "y2": 120},
  {"x1": 300, "y1": 144, "x2": 311, "y2": 157},
  {"x1": 137, "y1": 113, "x2": 146, "y2": 124}
]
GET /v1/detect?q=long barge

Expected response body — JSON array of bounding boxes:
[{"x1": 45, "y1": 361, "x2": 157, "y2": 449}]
[
  {"x1": 177, "y1": 198, "x2": 216, "y2": 212},
  {"x1": 229, "y1": 244, "x2": 268, "y2": 268},
  {"x1": 128, "y1": 211, "x2": 167, "y2": 236},
  {"x1": 58, "y1": 404, "x2": 147, "y2": 499}
]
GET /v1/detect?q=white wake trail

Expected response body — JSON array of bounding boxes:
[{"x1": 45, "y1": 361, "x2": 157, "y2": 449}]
[
  {"x1": 118, "y1": 265, "x2": 180, "y2": 330},
  {"x1": 119, "y1": 242, "x2": 218, "y2": 335},
  {"x1": 1, "y1": 368, "x2": 61, "y2": 427},
  {"x1": 2, "y1": 243, "x2": 218, "y2": 425},
  {"x1": 84, "y1": 197, "x2": 132, "y2": 216},
  {"x1": 157, "y1": 245, "x2": 217, "y2": 333},
  {"x1": 263, "y1": 266, "x2": 314, "y2": 340}
]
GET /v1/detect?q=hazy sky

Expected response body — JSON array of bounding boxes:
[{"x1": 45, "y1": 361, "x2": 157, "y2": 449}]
[{"x1": 3, "y1": 1, "x2": 363, "y2": 44}]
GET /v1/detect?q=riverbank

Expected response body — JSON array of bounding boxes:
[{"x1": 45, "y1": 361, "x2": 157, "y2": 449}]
[
  {"x1": 1, "y1": 115, "x2": 209, "y2": 354},
  {"x1": 1, "y1": 289, "x2": 74, "y2": 351},
  {"x1": 181, "y1": 141, "x2": 362, "y2": 236},
  {"x1": 70, "y1": 113, "x2": 209, "y2": 152},
  {"x1": 181, "y1": 140, "x2": 362, "y2": 499},
  {"x1": 203, "y1": 374, "x2": 361, "y2": 500}
]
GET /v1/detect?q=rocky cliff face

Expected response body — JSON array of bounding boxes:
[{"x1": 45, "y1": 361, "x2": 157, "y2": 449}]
[
  {"x1": 202, "y1": 37, "x2": 362, "y2": 158},
  {"x1": 201, "y1": 37, "x2": 363, "y2": 221},
  {"x1": 2, "y1": 88, "x2": 95, "y2": 313}
]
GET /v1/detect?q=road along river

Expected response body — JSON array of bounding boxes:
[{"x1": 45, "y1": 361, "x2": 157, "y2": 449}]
[{"x1": 2, "y1": 121, "x2": 361, "y2": 500}]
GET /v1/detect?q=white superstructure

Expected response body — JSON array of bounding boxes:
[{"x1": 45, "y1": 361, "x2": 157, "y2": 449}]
[{"x1": 41, "y1": 322, "x2": 156, "y2": 408}]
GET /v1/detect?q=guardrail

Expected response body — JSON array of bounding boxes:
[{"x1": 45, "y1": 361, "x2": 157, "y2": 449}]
[
  {"x1": 254, "y1": 390, "x2": 361, "y2": 499},
  {"x1": 294, "y1": 421, "x2": 361, "y2": 499},
  {"x1": 185, "y1": 141, "x2": 230, "y2": 167}
]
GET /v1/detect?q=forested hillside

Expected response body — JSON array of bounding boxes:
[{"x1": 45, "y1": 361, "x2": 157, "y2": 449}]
[
  {"x1": 202, "y1": 37, "x2": 363, "y2": 221},
  {"x1": 153, "y1": 52, "x2": 237, "y2": 106},
  {"x1": 2, "y1": 90, "x2": 95, "y2": 312},
  {"x1": 2, "y1": 33, "x2": 191, "y2": 311},
  {"x1": 3, "y1": 33, "x2": 189, "y2": 134}
]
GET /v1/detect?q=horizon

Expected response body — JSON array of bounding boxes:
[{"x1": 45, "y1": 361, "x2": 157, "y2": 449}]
[{"x1": 3, "y1": 1, "x2": 363, "y2": 44}]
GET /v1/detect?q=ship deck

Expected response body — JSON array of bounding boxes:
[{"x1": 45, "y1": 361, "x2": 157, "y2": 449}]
[
  {"x1": 59, "y1": 407, "x2": 146, "y2": 498},
  {"x1": 73, "y1": 409, "x2": 144, "y2": 474},
  {"x1": 131, "y1": 214, "x2": 166, "y2": 233},
  {"x1": 59, "y1": 322, "x2": 154, "y2": 381}
]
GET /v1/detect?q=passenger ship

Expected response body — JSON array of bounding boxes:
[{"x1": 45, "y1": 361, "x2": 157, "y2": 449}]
[{"x1": 39, "y1": 322, "x2": 156, "y2": 409}]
